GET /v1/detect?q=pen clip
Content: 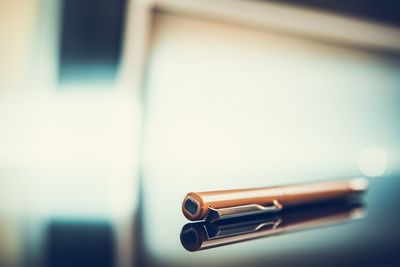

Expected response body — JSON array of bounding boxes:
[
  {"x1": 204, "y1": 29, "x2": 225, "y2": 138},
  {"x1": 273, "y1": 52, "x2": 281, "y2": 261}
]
[
  {"x1": 204, "y1": 217, "x2": 282, "y2": 239},
  {"x1": 205, "y1": 199, "x2": 283, "y2": 222}
]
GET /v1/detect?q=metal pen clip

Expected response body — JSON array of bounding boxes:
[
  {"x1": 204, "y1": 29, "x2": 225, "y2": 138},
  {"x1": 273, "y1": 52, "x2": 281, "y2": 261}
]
[
  {"x1": 205, "y1": 199, "x2": 283, "y2": 222},
  {"x1": 204, "y1": 217, "x2": 282, "y2": 239}
]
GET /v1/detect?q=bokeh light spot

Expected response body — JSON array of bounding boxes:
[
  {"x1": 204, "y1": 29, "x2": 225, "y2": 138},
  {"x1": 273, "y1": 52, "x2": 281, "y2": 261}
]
[{"x1": 358, "y1": 147, "x2": 388, "y2": 177}]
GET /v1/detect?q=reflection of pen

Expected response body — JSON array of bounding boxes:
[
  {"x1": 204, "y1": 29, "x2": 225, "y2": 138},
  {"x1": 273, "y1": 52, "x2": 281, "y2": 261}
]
[
  {"x1": 182, "y1": 178, "x2": 368, "y2": 222},
  {"x1": 180, "y1": 202, "x2": 365, "y2": 251}
]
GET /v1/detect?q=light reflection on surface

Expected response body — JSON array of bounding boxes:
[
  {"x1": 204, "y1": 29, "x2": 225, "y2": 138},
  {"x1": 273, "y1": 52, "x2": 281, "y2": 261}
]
[{"x1": 180, "y1": 201, "x2": 366, "y2": 252}]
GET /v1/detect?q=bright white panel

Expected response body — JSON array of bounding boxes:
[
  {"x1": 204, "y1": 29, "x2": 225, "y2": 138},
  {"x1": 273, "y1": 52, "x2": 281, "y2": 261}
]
[{"x1": 142, "y1": 13, "x2": 400, "y2": 258}]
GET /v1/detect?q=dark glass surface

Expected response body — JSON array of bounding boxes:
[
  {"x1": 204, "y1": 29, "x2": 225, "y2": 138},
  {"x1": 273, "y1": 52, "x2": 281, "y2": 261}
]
[
  {"x1": 137, "y1": 174, "x2": 400, "y2": 267},
  {"x1": 0, "y1": 172, "x2": 399, "y2": 267}
]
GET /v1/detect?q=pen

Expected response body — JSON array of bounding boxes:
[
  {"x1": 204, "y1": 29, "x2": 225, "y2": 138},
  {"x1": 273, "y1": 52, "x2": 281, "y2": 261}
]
[
  {"x1": 182, "y1": 178, "x2": 368, "y2": 221},
  {"x1": 180, "y1": 201, "x2": 365, "y2": 251}
]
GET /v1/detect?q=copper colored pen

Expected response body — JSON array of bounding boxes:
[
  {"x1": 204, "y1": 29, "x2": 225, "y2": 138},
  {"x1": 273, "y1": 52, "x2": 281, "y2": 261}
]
[{"x1": 182, "y1": 178, "x2": 368, "y2": 222}]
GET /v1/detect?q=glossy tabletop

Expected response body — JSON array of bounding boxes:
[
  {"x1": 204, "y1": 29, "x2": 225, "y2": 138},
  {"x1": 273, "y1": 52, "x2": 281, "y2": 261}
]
[{"x1": 138, "y1": 174, "x2": 400, "y2": 267}]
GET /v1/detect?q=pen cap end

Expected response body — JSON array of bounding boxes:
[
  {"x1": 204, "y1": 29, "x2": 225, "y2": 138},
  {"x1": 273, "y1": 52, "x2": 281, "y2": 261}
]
[{"x1": 182, "y1": 193, "x2": 205, "y2": 221}]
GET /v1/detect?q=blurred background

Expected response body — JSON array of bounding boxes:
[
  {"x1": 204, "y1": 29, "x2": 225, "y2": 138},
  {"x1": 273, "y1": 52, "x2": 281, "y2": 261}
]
[{"x1": 1, "y1": 0, "x2": 400, "y2": 267}]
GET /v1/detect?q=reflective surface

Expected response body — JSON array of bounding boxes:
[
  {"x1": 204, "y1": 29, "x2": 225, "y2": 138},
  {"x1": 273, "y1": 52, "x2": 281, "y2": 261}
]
[
  {"x1": 139, "y1": 174, "x2": 400, "y2": 267},
  {"x1": 0, "y1": 172, "x2": 400, "y2": 267},
  {"x1": 180, "y1": 200, "x2": 365, "y2": 252}
]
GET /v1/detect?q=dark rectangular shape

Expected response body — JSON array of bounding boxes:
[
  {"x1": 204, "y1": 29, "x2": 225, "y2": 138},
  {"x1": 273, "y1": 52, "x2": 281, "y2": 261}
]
[
  {"x1": 184, "y1": 198, "x2": 199, "y2": 216},
  {"x1": 59, "y1": 0, "x2": 126, "y2": 83}
]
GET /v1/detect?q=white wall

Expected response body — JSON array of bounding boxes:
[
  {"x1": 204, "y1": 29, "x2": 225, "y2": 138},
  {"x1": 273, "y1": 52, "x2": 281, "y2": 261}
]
[{"x1": 142, "y1": 13, "x2": 400, "y2": 258}]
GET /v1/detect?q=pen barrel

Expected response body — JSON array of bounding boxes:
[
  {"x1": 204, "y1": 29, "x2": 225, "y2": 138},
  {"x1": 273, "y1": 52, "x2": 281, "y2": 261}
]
[{"x1": 182, "y1": 178, "x2": 367, "y2": 221}]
